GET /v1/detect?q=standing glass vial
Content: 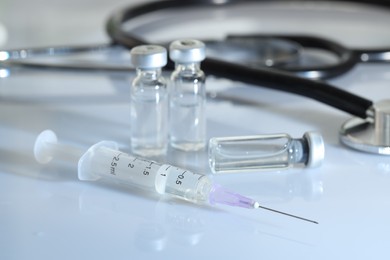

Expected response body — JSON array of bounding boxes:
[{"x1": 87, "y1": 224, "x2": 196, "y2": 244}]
[
  {"x1": 130, "y1": 45, "x2": 168, "y2": 157},
  {"x1": 169, "y1": 39, "x2": 206, "y2": 151}
]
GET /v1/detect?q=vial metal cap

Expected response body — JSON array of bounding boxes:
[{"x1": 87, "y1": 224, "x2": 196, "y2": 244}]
[
  {"x1": 130, "y1": 45, "x2": 167, "y2": 68},
  {"x1": 169, "y1": 39, "x2": 206, "y2": 63},
  {"x1": 304, "y1": 131, "x2": 325, "y2": 168}
]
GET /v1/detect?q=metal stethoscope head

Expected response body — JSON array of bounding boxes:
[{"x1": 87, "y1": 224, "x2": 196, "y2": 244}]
[
  {"x1": 340, "y1": 101, "x2": 390, "y2": 155},
  {"x1": 2, "y1": 0, "x2": 390, "y2": 155}
]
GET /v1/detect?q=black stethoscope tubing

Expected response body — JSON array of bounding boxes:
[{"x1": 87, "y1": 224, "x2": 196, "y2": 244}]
[{"x1": 106, "y1": 0, "x2": 390, "y2": 120}]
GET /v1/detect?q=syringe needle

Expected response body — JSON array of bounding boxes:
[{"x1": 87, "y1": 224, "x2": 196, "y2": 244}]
[
  {"x1": 209, "y1": 185, "x2": 318, "y2": 224},
  {"x1": 255, "y1": 203, "x2": 319, "y2": 224}
]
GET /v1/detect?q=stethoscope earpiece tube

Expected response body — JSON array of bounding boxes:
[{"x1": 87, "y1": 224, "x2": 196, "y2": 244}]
[{"x1": 202, "y1": 58, "x2": 373, "y2": 119}]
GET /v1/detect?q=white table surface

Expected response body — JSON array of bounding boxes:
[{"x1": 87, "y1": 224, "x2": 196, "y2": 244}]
[{"x1": 1, "y1": 1, "x2": 390, "y2": 259}]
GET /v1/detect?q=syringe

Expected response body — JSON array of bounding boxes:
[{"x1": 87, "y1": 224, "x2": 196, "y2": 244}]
[{"x1": 34, "y1": 130, "x2": 318, "y2": 224}]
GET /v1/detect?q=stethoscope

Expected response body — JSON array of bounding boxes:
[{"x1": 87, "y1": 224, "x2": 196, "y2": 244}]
[{"x1": 1, "y1": 0, "x2": 390, "y2": 155}]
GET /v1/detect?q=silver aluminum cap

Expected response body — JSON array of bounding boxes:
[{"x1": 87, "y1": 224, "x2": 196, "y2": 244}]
[
  {"x1": 130, "y1": 45, "x2": 167, "y2": 68},
  {"x1": 304, "y1": 131, "x2": 325, "y2": 168},
  {"x1": 169, "y1": 39, "x2": 206, "y2": 63}
]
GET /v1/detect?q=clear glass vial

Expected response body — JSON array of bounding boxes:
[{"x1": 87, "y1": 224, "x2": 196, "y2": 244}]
[
  {"x1": 130, "y1": 45, "x2": 168, "y2": 157},
  {"x1": 208, "y1": 131, "x2": 324, "y2": 173},
  {"x1": 169, "y1": 39, "x2": 206, "y2": 151}
]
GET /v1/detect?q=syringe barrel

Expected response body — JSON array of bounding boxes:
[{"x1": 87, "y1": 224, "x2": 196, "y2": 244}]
[
  {"x1": 161, "y1": 166, "x2": 212, "y2": 203},
  {"x1": 78, "y1": 141, "x2": 212, "y2": 204},
  {"x1": 78, "y1": 141, "x2": 166, "y2": 192}
]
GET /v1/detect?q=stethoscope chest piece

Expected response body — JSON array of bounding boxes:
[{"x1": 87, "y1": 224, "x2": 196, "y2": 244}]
[{"x1": 340, "y1": 100, "x2": 390, "y2": 155}]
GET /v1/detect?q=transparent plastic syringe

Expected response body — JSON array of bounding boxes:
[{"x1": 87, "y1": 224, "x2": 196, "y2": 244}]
[{"x1": 34, "y1": 130, "x2": 318, "y2": 224}]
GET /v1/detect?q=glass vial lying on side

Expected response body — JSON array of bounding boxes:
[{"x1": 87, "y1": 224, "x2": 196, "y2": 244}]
[
  {"x1": 208, "y1": 131, "x2": 324, "y2": 173},
  {"x1": 169, "y1": 39, "x2": 206, "y2": 151},
  {"x1": 130, "y1": 45, "x2": 168, "y2": 157}
]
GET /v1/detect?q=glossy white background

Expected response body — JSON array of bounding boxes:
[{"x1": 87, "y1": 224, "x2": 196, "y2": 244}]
[{"x1": 1, "y1": 1, "x2": 390, "y2": 259}]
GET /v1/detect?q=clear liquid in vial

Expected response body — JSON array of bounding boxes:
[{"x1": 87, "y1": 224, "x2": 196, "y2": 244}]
[
  {"x1": 131, "y1": 94, "x2": 168, "y2": 156},
  {"x1": 169, "y1": 94, "x2": 205, "y2": 151}
]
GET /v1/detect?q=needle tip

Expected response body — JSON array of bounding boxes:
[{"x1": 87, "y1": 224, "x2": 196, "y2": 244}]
[{"x1": 256, "y1": 203, "x2": 318, "y2": 224}]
